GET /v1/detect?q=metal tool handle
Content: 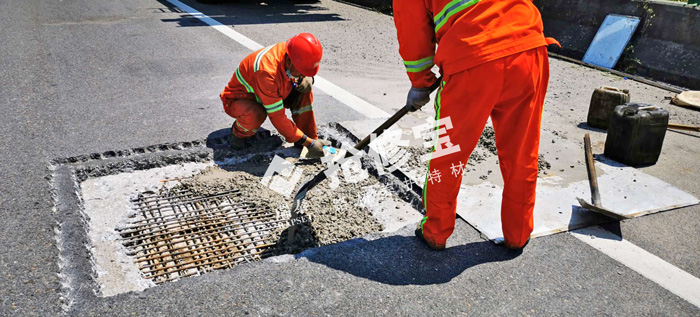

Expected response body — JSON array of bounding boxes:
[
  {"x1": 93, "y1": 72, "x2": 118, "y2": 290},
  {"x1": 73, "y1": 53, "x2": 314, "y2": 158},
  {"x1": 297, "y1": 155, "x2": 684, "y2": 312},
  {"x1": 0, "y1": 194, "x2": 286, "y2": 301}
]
[
  {"x1": 288, "y1": 77, "x2": 442, "y2": 242},
  {"x1": 584, "y1": 134, "x2": 601, "y2": 207},
  {"x1": 354, "y1": 77, "x2": 442, "y2": 152}
]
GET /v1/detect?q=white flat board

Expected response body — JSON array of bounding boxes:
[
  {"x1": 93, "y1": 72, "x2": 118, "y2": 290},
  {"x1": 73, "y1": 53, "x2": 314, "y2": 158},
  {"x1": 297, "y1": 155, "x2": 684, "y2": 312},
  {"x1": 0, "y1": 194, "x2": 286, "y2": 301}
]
[
  {"x1": 582, "y1": 14, "x2": 640, "y2": 69},
  {"x1": 337, "y1": 119, "x2": 699, "y2": 243},
  {"x1": 454, "y1": 148, "x2": 699, "y2": 243}
]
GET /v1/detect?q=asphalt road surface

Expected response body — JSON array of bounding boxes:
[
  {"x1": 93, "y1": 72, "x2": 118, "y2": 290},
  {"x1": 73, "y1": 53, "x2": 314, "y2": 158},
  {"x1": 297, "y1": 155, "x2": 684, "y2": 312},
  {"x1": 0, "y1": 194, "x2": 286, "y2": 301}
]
[{"x1": 1, "y1": 0, "x2": 698, "y2": 315}]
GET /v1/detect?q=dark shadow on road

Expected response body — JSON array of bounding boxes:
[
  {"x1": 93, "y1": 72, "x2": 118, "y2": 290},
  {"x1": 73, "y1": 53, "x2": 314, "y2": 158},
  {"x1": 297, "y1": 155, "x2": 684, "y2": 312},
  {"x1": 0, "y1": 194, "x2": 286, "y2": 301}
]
[
  {"x1": 573, "y1": 224, "x2": 624, "y2": 241},
  {"x1": 568, "y1": 204, "x2": 622, "y2": 241},
  {"x1": 206, "y1": 127, "x2": 285, "y2": 169},
  {"x1": 594, "y1": 153, "x2": 660, "y2": 168},
  {"x1": 668, "y1": 128, "x2": 700, "y2": 139},
  {"x1": 156, "y1": 0, "x2": 345, "y2": 28},
  {"x1": 593, "y1": 154, "x2": 625, "y2": 167},
  {"x1": 576, "y1": 122, "x2": 607, "y2": 133},
  {"x1": 206, "y1": 127, "x2": 232, "y2": 147},
  {"x1": 298, "y1": 234, "x2": 523, "y2": 285},
  {"x1": 600, "y1": 221, "x2": 623, "y2": 239}
]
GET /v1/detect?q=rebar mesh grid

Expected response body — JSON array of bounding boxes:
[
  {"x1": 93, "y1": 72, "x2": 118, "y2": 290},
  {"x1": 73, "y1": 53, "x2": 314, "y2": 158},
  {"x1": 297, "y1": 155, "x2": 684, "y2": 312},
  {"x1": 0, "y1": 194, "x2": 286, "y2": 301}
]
[{"x1": 118, "y1": 188, "x2": 283, "y2": 284}]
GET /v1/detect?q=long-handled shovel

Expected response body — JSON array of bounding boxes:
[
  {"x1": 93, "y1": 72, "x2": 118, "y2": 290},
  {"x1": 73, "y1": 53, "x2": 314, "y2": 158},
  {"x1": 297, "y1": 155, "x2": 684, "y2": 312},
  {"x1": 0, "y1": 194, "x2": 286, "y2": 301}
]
[
  {"x1": 286, "y1": 78, "x2": 442, "y2": 240},
  {"x1": 576, "y1": 133, "x2": 629, "y2": 220}
]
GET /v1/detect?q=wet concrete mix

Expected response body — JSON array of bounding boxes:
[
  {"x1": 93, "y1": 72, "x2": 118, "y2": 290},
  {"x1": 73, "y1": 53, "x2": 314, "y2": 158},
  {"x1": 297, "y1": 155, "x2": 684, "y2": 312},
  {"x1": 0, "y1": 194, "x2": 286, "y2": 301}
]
[
  {"x1": 403, "y1": 125, "x2": 552, "y2": 177},
  {"x1": 160, "y1": 154, "x2": 384, "y2": 256}
]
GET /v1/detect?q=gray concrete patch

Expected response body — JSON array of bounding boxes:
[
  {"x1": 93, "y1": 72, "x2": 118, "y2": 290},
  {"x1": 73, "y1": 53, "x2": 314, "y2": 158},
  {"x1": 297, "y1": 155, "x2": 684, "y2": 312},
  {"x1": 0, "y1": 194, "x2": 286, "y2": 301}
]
[
  {"x1": 50, "y1": 125, "x2": 423, "y2": 312},
  {"x1": 50, "y1": 136, "x2": 223, "y2": 312}
]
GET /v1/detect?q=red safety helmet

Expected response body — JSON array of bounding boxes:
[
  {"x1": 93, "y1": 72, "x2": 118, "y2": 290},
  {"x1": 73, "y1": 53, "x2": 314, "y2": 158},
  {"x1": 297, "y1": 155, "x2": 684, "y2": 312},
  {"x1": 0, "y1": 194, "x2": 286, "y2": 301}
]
[{"x1": 286, "y1": 33, "x2": 323, "y2": 77}]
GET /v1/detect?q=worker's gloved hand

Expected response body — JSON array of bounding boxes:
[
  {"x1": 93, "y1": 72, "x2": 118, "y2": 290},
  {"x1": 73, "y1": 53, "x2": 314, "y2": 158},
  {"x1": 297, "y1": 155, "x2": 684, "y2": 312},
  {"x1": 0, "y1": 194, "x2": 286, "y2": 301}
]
[
  {"x1": 405, "y1": 86, "x2": 432, "y2": 112},
  {"x1": 296, "y1": 77, "x2": 314, "y2": 93},
  {"x1": 305, "y1": 139, "x2": 331, "y2": 158}
]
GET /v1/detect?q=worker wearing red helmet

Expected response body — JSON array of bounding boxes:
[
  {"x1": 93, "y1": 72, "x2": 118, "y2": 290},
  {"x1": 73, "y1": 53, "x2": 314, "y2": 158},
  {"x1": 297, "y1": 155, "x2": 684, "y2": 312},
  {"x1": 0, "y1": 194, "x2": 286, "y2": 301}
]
[
  {"x1": 393, "y1": 0, "x2": 560, "y2": 250},
  {"x1": 220, "y1": 33, "x2": 330, "y2": 156}
]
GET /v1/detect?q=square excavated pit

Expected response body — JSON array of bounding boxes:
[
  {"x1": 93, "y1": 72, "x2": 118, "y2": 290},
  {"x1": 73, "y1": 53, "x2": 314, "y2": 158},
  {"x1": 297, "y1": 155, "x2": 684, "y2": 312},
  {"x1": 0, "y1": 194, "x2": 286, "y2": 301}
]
[{"x1": 50, "y1": 127, "x2": 423, "y2": 305}]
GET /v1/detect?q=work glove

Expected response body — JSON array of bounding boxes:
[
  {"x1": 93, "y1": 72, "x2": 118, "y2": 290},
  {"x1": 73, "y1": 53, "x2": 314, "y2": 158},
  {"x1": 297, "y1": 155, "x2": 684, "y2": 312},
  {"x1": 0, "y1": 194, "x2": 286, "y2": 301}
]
[
  {"x1": 305, "y1": 139, "x2": 332, "y2": 158},
  {"x1": 404, "y1": 86, "x2": 432, "y2": 112},
  {"x1": 296, "y1": 77, "x2": 314, "y2": 93}
]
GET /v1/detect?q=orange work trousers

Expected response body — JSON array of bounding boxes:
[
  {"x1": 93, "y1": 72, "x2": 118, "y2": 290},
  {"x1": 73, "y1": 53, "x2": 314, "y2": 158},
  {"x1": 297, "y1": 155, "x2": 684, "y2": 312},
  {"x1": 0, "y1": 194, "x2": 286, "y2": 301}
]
[
  {"x1": 223, "y1": 90, "x2": 315, "y2": 139},
  {"x1": 421, "y1": 46, "x2": 550, "y2": 248}
]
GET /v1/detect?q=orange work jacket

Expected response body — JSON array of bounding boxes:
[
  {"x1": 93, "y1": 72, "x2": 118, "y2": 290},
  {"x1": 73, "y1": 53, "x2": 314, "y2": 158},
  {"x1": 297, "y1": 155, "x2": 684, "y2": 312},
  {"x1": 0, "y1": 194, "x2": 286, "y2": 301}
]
[
  {"x1": 393, "y1": 0, "x2": 548, "y2": 88},
  {"x1": 220, "y1": 42, "x2": 312, "y2": 145}
]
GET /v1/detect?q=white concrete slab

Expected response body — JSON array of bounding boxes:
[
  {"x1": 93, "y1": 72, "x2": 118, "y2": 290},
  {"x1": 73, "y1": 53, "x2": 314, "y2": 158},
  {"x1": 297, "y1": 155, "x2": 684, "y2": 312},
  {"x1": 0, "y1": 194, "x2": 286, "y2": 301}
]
[
  {"x1": 455, "y1": 160, "x2": 699, "y2": 242},
  {"x1": 452, "y1": 146, "x2": 699, "y2": 242}
]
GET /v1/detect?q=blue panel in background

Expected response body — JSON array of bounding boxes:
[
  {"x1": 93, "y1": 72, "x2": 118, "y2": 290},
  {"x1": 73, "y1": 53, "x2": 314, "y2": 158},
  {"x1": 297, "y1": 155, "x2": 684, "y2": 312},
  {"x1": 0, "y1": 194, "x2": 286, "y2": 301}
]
[{"x1": 582, "y1": 14, "x2": 641, "y2": 69}]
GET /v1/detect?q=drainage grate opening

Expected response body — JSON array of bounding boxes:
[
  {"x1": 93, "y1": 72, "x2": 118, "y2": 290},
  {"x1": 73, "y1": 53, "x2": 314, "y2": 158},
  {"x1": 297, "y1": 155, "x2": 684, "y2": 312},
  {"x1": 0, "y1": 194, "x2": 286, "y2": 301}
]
[{"x1": 118, "y1": 187, "x2": 283, "y2": 284}]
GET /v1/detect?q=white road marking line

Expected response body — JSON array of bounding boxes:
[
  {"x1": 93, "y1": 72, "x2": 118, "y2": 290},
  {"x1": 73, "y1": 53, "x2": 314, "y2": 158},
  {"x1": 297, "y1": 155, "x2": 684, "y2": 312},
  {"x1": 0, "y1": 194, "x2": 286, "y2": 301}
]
[
  {"x1": 165, "y1": 0, "x2": 391, "y2": 119},
  {"x1": 163, "y1": 0, "x2": 700, "y2": 308},
  {"x1": 571, "y1": 226, "x2": 700, "y2": 308}
]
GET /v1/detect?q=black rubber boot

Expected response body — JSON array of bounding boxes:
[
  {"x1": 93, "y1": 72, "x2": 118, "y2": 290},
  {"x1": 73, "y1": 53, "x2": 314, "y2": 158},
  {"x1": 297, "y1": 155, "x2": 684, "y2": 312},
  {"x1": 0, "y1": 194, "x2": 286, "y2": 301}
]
[
  {"x1": 414, "y1": 224, "x2": 446, "y2": 251},
  {"x1": 503, "y1": 239, "x2": 529, "y2": 256},
  {"x1": 229, "y1": 125, "x2": 247, "y2": 150}
]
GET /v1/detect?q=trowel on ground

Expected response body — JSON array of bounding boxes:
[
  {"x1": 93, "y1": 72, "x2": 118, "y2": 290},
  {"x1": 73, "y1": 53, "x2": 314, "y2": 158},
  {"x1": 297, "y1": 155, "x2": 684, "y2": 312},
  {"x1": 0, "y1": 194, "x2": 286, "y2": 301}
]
[
  {"x1": 299, "y1": 145, "x2": 346, "y2": 161},
  {"x1": 286, "y1": 77, "x2": 442, "y2": 240},
  {"x1": 577, "y1": 133, "x2": 629, "y2": 220}
]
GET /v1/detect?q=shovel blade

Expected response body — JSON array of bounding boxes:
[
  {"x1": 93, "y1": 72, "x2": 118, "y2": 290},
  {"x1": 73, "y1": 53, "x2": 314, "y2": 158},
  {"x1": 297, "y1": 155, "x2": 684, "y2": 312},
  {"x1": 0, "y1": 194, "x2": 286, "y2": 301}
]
[{"x1": 577, "y1": 197, "x2": 629, "y2": 220}]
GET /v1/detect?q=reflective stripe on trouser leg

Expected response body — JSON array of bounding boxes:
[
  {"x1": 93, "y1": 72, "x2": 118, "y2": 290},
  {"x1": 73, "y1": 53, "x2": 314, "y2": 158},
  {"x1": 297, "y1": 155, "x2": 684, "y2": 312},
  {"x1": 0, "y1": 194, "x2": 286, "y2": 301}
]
[
  {"x1": 235, "y1": 120, "x2": 249, "y2": 132},
  {"x1": 491, "y1": 47, "x2": 549, "y2": 247},
  {"x1": 421, "y1": 80, "x2": 444, "y2": 232},
  {"x1": 228, "y1": 98, "x2": 268, "y2": 138},
  {"x1": 421, "y1": 60, "x2": 506, "y2": 246}
]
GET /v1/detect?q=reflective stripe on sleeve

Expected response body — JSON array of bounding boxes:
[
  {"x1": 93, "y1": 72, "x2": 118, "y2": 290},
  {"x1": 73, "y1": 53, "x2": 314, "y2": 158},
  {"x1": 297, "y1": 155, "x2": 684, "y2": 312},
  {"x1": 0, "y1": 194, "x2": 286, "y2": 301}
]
[
  {"x1": 291, "y1": 105, "x2": 313, "y2": 116},
  {"x1": 403, "y1": 56, "x2": 434, "y2": 73},
  {"x1": 253, "y1": 46, "x2": 274, "y2": 72},
  {"x1": 434, "y1": 0, "x2": 481, "y2": 33},
  {"x1": 264, "y1": 100, "x2": 284, "y2": 113}
]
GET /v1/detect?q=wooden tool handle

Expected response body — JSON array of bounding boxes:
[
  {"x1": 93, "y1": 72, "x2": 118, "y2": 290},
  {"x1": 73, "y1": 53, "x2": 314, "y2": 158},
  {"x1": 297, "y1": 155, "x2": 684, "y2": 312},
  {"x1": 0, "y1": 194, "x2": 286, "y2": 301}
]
[
  {"x1": 584, "y1": 134, "x2": 602, "y2": 207},
  {"x1": 668, "y1": 123, "x2": 700, "y2": 132}
]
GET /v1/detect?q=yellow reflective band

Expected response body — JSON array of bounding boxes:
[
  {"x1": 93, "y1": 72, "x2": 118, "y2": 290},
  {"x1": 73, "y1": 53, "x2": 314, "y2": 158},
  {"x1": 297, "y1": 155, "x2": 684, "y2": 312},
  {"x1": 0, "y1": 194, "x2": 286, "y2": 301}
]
[
  {"x1": 264, "y1": 100, "x2": 284, "y2": 113},
  {"x1": 254, "y1": 46, "x2": 274, "y2": 72},
  {"x1": 235, "y1": 120, "x2": 249, "y2": 132},
  {"x1": 292, "y1": 105, "x2": 313, "y2": 115},
  {"x1": 434, "y1": 0, "x2": 481, "y2": 33},
  {"x1": 420, "y1": 216, "x2": 429, "y2": 231},
  {"x1": 404, "y1": 56, "x2": 434, "y2": 73},
  {"x1": 423, "y1": 80, "x2": 445, "y2": 211},
  {"x1": 235, "y1": 68, "x2": 254, "y2": 94}
]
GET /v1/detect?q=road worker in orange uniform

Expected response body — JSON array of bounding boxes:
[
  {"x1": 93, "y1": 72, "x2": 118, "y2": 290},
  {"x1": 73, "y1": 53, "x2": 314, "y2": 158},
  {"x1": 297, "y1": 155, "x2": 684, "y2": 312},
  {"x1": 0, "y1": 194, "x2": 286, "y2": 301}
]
[
  {"x1": 220, "y1": 33, "x2": 330, "y2": 156},
  {"x1": 393, "y1": 0, "x2": 560, "y2": 250}
]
